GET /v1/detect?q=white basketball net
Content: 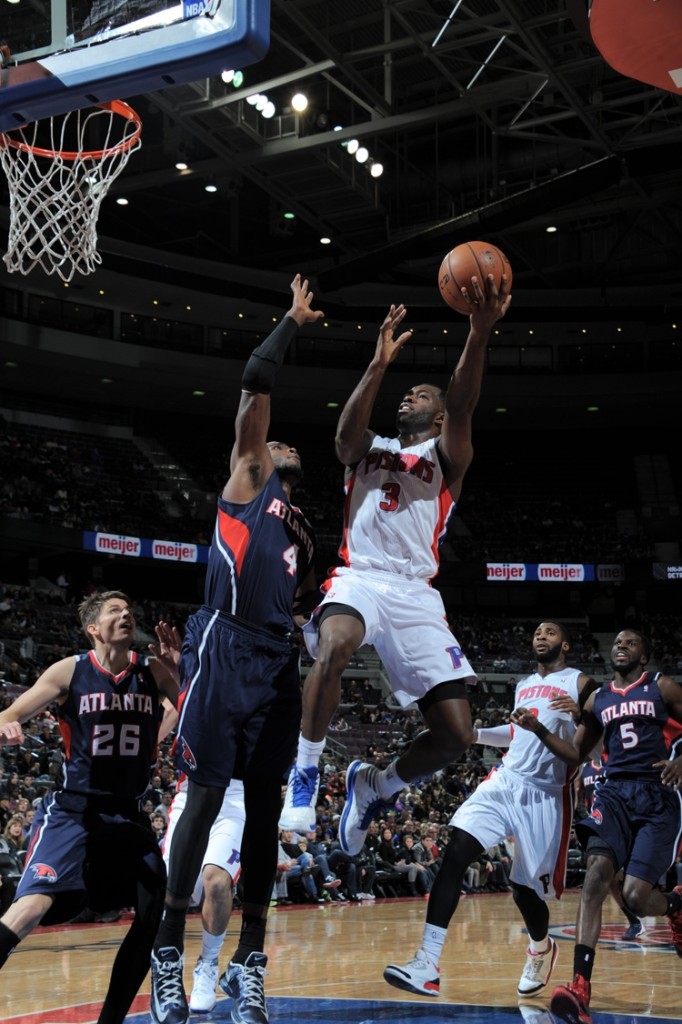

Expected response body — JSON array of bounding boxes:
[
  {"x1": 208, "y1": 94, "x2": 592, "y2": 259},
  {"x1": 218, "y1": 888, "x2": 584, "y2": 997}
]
[{"x1": 0, "y1": 102, "x2": 142, "y2": 282}]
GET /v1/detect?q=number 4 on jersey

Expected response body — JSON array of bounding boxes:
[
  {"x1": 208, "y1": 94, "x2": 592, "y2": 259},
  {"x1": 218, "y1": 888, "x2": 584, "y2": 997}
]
[{"x1": 283, "y1": 544, "x2": 299, "y2": 576}]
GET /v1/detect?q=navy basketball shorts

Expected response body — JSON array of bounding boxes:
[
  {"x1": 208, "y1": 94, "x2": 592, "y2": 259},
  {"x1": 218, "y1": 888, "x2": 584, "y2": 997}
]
[
  {"x1": 16, "y1": 791, "x2": 161, "y2": 924},
  {"x1": 576, "y1": 776, "x2": 682, "y2": 884},
  {"x1": 175, "y1": 606, "x2": 302, "y2": 787}
]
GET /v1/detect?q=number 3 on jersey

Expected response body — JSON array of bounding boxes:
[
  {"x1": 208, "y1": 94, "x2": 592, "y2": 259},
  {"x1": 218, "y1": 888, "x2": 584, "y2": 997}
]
[{"x1": 379, "y1": 482, "x2": 401, "y2": 512}]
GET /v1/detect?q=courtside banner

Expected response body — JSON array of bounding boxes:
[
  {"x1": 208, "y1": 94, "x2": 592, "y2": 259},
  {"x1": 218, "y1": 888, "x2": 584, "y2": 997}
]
[
  {"x1": 486, "y1": 563, "x2": 596, "y2": 582},
  {"x1": 83, "y1": 530, "x2": 208, "y2": 564},
  {"x1": 652, "y1": 563, "x2": 682, "y2": 581}
]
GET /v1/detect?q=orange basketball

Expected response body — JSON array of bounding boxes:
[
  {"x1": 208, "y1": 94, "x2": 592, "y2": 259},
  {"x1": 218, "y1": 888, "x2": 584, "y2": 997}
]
[{"x1": 438, "y1": 240, "x2": 512, "y2": 315}]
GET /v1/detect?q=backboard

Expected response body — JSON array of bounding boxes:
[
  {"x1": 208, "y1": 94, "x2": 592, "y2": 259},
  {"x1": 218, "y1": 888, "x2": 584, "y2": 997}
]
[{"x1": 0, "y1": 0, "x2": 270, "y2": 131}]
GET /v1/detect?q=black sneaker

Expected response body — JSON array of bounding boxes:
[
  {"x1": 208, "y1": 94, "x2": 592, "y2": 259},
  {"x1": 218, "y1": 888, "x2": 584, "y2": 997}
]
[
  {"x1": 150, "y1": 946, "x2": 188, "y2": 1024},
  {"x1": 219, "y1": 951, "x2": 268, "y2": 1024}
]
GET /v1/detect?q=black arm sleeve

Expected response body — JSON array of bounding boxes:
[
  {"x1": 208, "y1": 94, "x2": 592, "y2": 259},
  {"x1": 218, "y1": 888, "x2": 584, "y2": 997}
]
[{"x1": 241, "y1": 315, "x2": 299, "y2": 394}]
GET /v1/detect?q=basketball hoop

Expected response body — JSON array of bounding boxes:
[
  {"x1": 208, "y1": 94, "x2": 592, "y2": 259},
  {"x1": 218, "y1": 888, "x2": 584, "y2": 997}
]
[{"x1": 0, "y1": 100, "x2": 142, "y2": 281}]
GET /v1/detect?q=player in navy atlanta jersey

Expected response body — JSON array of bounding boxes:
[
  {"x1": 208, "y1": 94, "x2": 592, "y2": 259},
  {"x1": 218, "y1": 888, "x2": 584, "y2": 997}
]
[
  {"x1": 513, "y1": 629, "x2": 682, "y2": 1024},
  {"x1": 0, "y1": 590, "x2": 180, "y2": 1024},
  {"x1": 151, "y1": 274, "x2": 323, "y2": 1024}
]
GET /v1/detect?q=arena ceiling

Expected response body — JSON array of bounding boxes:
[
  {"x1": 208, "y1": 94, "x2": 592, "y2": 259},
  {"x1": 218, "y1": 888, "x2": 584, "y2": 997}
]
[
  {"x1": 77, "y1": 0, "x2": 682, "y2": 322},
  {"x1": 1, "y1": 1, "x2": 681, "y2": 428}
]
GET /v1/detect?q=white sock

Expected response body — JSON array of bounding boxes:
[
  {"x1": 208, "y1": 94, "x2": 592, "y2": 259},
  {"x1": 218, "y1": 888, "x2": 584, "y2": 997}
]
[
  {"x1": 295, "y1": 736, "x2": 326, "y2": 770},
  {"x1": 376, "y1": 762, "x2": 408, "y2": 799},
  {"x1": 200, "y1": 929, "x2": 226, "y2": 962},
  {"x1": 421, "y1": 923, "x2": 447, "y2": 967},
  {"x1": 529, "y1": 935, "x2": 551, "y2": 954}
]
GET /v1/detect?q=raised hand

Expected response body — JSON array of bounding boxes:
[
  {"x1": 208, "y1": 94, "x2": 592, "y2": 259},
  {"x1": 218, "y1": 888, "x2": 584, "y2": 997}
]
[
  {"x1": 287, "y1": 273, "x2": 325, "y2": 327},
  {"x1": 373, "y1": 304, "x2": 413, "y2": 368}
]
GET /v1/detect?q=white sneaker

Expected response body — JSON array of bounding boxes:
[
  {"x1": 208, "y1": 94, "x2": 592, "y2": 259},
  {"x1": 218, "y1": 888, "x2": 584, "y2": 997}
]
[
  {"x1": 517, "y1": 939, "x2": 559, "y2": 996},
  {"x1": 189, "y1": 956, "x2": 218, "y2": 1012},
  {"x1": 360, "y1": 891, "x2": 376, "y2": 899},
  {"x1": 384, "y1": 949, "x2": 440, "y2": 996},
  {"x1": 339, "y1": 761, "x2": 396, "y2": 856},
  {"x1": 278, "y1": 765, "x2": 320, "y2": 833}
]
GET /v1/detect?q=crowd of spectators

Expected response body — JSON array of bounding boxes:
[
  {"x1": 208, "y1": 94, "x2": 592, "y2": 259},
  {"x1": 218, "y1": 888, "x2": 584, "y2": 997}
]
[
  {"x1": 2, "y1": 573, "x2": 682, "y2": 909},
  {"x1": 2, "y1": 413, "x2": 676, "y2": 567}
]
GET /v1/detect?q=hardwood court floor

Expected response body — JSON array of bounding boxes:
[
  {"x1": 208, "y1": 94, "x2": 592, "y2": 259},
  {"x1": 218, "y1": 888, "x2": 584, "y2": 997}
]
[{"x1": 3, "y1": 889, "x2": 681, "y2": 1024}]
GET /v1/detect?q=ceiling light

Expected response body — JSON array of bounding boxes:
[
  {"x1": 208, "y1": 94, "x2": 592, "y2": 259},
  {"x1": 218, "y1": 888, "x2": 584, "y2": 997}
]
[
  {"x1": 546, "y1": 225, "x2": 558, "y2": 233},
  {"x1": 370, "y1": 162, "x2": 384, "y2": 178},
  {"x1": 232, "y1": 71, "x2": 244, "y2": 88},
  {"x1": 346, "y1": 138, "x2": 359, "y2": 155},
  {"x1": 327, "y1": 402, "x2": 339, "y2": 408},
  {"x1": 175, "y1": 161, "x2": 188, "y2": 171},
  {"x1": 355, "y1": 146, "x2": 369, "y2": 163},
  {"x1": 283, "y1": 212, "x2": 295, "y2": 220},
  {"x1": 193, "y1": 390, "x2": 206, "y2": 397},
  {"x1": 333, "y1": 124, "x2": 343, "y2": 132},
  {"x1": 291, "y1": 92, "x2": 308, "y2": 112},
  {"x1": 205, "y1": 183, "x2": 218, "y2": 193},
  {"x1": 495, "y1": 407, "x2": 507, "y2": 413},
  {"x1": 255, "y1": 94, "x2": 269, "y2": 111},
  {"x1": 320, "y1": 237, "x2": 331, "y2": 245},
  {"x1": 221, "y1": 69, "x2": 235, "y2": 84},
  {"x1": 587, "y1": 405, "x2": 599, "y2": 412},
  {"x1": 262, "y1": 101, "x2": 276, "y2": 119},
  {"x1": 116, "y1": 197, "x2": 129, "y2": 205},
  {"x1": 246, "y1": 94, "x2": 261, "y2": 106},
  {"x1": 101, "y1": 377, "x2": 113, "y2": 384}
]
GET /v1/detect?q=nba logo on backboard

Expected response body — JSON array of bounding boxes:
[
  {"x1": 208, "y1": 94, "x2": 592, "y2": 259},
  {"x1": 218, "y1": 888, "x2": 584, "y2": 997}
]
[{"x1": 182, "y1": 0, "x2": 220, "y2": 17}]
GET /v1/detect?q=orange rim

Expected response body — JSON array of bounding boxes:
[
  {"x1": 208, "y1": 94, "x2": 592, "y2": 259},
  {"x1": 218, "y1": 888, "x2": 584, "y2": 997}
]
[{"x1": 0, "y1": 100, "x2": 142, "y2": 160}]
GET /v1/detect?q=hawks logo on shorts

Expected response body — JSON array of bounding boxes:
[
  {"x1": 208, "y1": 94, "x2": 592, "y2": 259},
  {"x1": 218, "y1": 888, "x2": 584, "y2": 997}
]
[
  {"x1": 31, "y1": 863, "x2": 58, "y2": 882},
  {"x1": 180, "y1": 736, "x2": 197, "y2": 771},
  {"x1": 591, "y1": 807, "x2": 603, "y2": 825}
]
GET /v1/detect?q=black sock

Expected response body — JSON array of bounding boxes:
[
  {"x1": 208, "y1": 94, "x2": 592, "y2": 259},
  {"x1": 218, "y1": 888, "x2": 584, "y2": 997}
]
[
  {"x1": 666, "y1": 889, "x2": 682, "y2": 916},
  {"x1": 0, "y1": 922, "x2": 20, "y2": 968},
  {"x1": 153, "y1": 904, "x2": 189, "y2": 955},
  {"x1": 232, "y1": 913, "x2": 267, "y2": 964},
  {"x1": 573, "y1": 944, "x2": 595, "y2": 982},
  {"x1": 622, "y1": 905, "x2": 639, "y2": 925}
]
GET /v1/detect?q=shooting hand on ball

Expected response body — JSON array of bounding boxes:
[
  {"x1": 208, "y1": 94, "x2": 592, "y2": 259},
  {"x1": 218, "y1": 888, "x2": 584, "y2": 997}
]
[{"x1": 464, "y1": 273, "x2": 512, "y2": 329}]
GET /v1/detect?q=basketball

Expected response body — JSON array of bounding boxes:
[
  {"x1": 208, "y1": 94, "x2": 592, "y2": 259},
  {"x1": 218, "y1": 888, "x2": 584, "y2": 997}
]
[{"x1": 438, "y1": 240, "x2": 512, "y2": 315}]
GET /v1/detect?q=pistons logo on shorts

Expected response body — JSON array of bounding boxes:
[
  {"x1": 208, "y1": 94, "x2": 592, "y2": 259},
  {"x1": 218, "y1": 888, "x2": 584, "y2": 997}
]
[
  {"x1": 31, "y1": 863, "x2": 58, "y2": 883},
  {"x1": 180, "y1": 736, "x2": 197, "y2": 771}
]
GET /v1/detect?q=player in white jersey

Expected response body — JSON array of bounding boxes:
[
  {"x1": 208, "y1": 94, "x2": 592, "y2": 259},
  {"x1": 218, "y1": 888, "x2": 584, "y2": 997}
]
[
  {"x1": 384, "y1": 622, "x2": 599, "y2": 1000},
  {"x1": 162, "y1": 777, "x2": 245, "y2": 1013},
  {"x1": 280, "y1": 273, "x2": 511, "y2": 844}
]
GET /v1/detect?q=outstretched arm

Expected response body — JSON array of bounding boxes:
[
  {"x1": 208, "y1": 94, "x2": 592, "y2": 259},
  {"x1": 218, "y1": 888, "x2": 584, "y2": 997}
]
[
  {"x1": 335, "y1": 304, "x2": 412, "y2": 467},
  {"x1": 439, "y1": 274, "x2": 511, "y2": 496},
  {"x1": 225, "y1": 275, "x2": 324, "y2": 502},
  {"x1": 0, "y1": 658, "x2": 74, "y2": 744}
]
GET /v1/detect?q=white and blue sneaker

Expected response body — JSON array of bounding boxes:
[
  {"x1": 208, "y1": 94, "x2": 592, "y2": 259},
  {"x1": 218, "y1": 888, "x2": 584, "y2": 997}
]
[
  {"x1": 622, "y1": 920, "x2": 644, "y2": 941},
  {"x1": 189, "y1": 956, "x2": 219, "y2": 1012},
  {"x1": 278, "y1": 765, "x2": 320, "y2": 832},
  {"x1": 339, "y1": 760, "x2": 397, "y2": 856}
]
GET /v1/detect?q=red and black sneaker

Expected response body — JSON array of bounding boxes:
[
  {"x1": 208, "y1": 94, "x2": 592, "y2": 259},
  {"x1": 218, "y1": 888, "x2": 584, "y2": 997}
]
[
  {"x1": 669, "y1": 884, "x2": 682, "y2": 958},
  {"x1": 550, "y1": 974, "x2": 592, "y2": 1024}
]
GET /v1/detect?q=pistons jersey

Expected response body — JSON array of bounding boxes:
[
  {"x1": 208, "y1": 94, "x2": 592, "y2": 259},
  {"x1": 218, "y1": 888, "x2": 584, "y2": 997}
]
[
  {"x1": 340, "y1": 434, "x2": 454, "y2": 581},
  {"x1": 594, "y1": 671, "x2": 682, "y2": 782},
  {"x1": 205, "y1": 471, "x2": 315, "y2": 633},
  {"x1": 505, "y1": 667, "x2": 583, "y2": 789},
  {"x1": 58, "y1": 650, "x2": 160, "y2": 800}
]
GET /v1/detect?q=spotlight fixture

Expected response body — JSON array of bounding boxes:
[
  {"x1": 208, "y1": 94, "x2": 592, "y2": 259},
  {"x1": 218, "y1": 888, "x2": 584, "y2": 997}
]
[
  {"x1": 346, "y1": 138, "x2": 359, "y2": 154},
  {"x1": 370, "y1": 161, "x2": 384, "y2": 178},
  {"x1": 291, "y1": 92, "x2": 309, "y2": 112},
  {"x1": 355, "y1": 146, "x2": 369, "y2": 163},
  {"x1": 221, "y1": 69, "x2": 235, "y2": 84}
]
